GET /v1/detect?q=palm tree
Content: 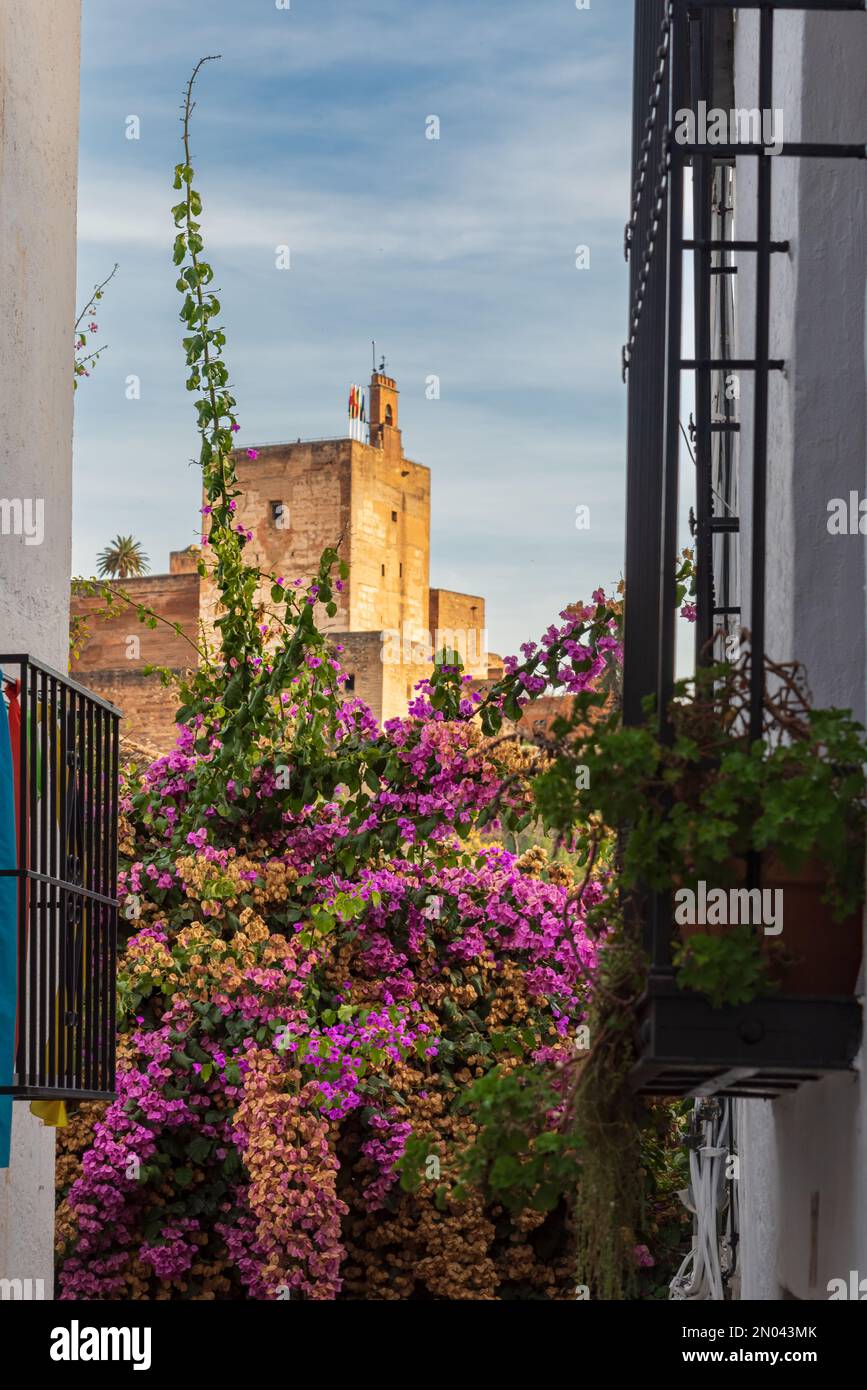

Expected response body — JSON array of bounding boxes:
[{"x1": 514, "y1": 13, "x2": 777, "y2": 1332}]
[{"x1": 96, "y1": 535, "x2": 150, "y2": 579}]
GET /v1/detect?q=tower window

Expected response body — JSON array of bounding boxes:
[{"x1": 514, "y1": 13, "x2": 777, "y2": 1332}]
[
  {"x1": 270, "y1": 500, "x2": 287, "y2": 529},
  {"x1": 385, "y1": 404, "x2": 394, "y2": 426},
  {"x1": 399, "y1": 563, "x2": 403, "y2": 578},
  {"x1": 344, "y1": 674, "x2": 356, "y2": 693},
  {"x1": 381, "y1": 563, "x2": 386, "y2": 576},
  {"x1": 391, "y1": 510, "x2": 398, "y2": 522}
]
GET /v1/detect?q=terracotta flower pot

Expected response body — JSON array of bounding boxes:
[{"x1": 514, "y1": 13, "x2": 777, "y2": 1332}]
[
  {"x1": 759, "y1": 856, "x2": 863, "y2": 996},
  {"x1": 677, "y1": 856, "x2": 864, "y2": 997}
]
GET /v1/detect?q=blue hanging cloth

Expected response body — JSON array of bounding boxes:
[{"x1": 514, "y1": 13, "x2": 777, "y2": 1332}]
[{"x1": 0, "y1": 688, "x2": 17, "y2": 1167}]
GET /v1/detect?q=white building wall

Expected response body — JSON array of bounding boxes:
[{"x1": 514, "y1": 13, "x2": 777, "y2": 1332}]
[
  {"x1": 0, "y1": 0, "x2": 82, "y2": 1295},
  {"x1": 734, "y1": 5, "x2": 867, "y2": 1300}
]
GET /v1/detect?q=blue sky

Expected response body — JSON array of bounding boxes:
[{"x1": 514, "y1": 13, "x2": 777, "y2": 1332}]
[{"x1": 73, "y1": 0, "x2": 635, "y2": 661}]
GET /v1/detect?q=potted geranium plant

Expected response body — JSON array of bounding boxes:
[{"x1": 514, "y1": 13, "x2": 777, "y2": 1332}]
[{"x1": 534, "y1": 644, "x2": 866, "y2": 1007}]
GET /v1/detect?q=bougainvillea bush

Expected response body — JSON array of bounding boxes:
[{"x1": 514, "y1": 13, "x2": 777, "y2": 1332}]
[
  {"x1": 56, "y1": 60, "x2": 690, "y2": 1301},
  {"x1": 56, "y1": 708, "x2": 609, "y2": 1300}
]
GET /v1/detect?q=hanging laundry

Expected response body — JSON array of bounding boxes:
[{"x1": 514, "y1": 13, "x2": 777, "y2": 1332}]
[{"x1": 30, "y1": 1097, "x2": 67, "y2": 1128}]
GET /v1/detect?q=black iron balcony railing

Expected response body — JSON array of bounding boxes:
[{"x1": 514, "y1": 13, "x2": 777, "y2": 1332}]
[
  {"x1": 621, "y1": 0, "x2": 865, "y2": 1099},
  {"x1": 0, "y1": 655, "x2": 120, "y2": 1101}
]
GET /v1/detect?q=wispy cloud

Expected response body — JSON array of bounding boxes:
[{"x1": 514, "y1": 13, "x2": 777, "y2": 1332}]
[{"x1": 73, "y1": 0, "x2": 634, "y2": 659}]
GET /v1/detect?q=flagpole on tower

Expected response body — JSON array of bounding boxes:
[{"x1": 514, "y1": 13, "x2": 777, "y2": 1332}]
[{"x1": 350, "y1": 364, "x2": 373, "y2": 444}]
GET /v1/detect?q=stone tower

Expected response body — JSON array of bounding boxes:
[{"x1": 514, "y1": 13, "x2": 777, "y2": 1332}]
[
  {"x1": 225, "y1": 369, "x2": 430, "y2": 652},
  {"x1": 70, "y1": 370, "x2": 491, "y2": 745}
]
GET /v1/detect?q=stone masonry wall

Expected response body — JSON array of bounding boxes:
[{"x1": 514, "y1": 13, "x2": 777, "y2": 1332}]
[
  {"x1": 220, "y1": 440, "x2": 353, "y2": 642},
  {"x1": 78, "y1": 668, "x2": 189, "y2": 753},
  {"x1": 350, "y1": 443, "x2": 430, "y2": 640},
  {"x1": 71, "y1": 573, "x2": 201, "y2": 672},
  {"x1": 428, "y1": 588, "x2": 488, "y2": 678}
]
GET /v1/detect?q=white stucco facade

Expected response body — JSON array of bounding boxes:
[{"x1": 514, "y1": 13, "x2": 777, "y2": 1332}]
[
  {"x1": 0, "y1": 0, "x2": 82, "y2": 1295},
  {"x1": 733, "y1": 5, "x2": 867, "y2": 1300}
]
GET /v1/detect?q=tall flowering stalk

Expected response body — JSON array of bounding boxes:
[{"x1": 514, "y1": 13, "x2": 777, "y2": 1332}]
[{"x1": 173, "y1": 56, "x2": 254, "y2": 668}]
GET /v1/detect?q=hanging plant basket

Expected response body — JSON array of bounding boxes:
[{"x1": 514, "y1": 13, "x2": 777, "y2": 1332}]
[
  {"x1": 633, "y1": 855, "x2": 863, "y2": 1098},
  {"x1": 567, "y1": 650, "x2": 867, "y2": 1100},
  {"x1": 630, "y1": 972, "x2": 862, "y2": 1099}
]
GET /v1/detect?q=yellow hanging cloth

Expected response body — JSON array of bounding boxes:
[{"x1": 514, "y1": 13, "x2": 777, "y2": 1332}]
[{"x1": 30, "y1": 1099, "x2": 67, "y2": 1127}]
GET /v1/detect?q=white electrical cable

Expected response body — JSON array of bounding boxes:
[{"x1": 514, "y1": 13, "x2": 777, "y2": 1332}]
[{"x1": 669, "y1": 1100, "x2": 735, "y2": 1300}]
